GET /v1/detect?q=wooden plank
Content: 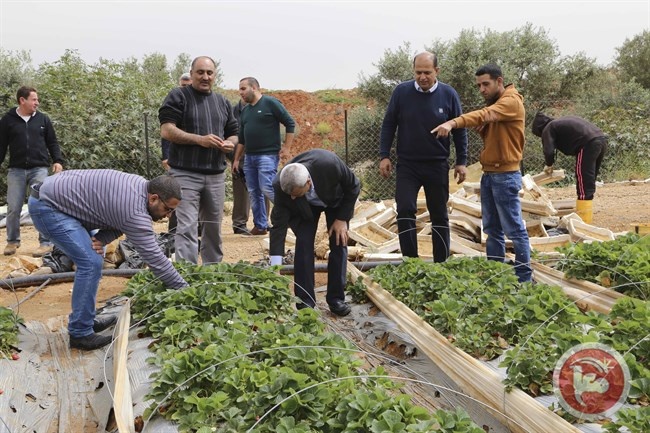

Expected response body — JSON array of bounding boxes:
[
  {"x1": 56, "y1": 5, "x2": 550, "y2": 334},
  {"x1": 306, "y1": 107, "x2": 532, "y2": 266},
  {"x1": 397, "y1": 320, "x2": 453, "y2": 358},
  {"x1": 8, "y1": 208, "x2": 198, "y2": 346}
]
[
  {"x1": 370, "y1": 207, "x2": 397, "y2": 228},
  {"x1": 449, "y1": 195, "x2": 482, "y2": 218},
  {"x1": 347, "y1": 263, "x2": 583, "y2": 433},
  {"x1": 349, "y1": 221, "x2": 400, "y2": 253},
  {"x1": 531, "y1": 262, "x2": 624, "y2": 314},
  {"x1": 354, "y1": 201, "x2": 387, "y2": 220},
  {"x1": 529, "y1": 235, "x2": 571, "y2": 252},
  {"x1": 520, "y1": 198, "x2": 557, "y2": 216},
  {"x1": 551, "y1": 199, "x2": 575, "y2": 210},
  {"x1": 462, "y1": 182, "x2": 481, "y2": 196},
  {"x1": 567, "y1": 219, "x2": 615, "y2": 242},
  {"x1": 632, "y1": 223, "x2": 650, "y2": 235},
  {"x1": 113, "y1": 300, "x2": 135, "y2": 433},
  {"x1": 531, "y1": 169, "x2": 566, "y2": 186},
  {"x1": 526, "y1": 220, "x2": 548, "y2": 238},
  {"x1": 450, "y1": 235, "x2": 483, "y2": 256}
]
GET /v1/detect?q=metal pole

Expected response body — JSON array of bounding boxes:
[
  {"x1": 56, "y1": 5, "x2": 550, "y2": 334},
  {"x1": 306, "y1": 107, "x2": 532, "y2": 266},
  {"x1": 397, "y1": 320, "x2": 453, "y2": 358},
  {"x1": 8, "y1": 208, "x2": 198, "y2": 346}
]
[
  {"x1": 344, "y1": 109, "x2": 349, "y2": 165},
  {"x1": 144, "y1": 113, "x2": 150, "y2": 177}
]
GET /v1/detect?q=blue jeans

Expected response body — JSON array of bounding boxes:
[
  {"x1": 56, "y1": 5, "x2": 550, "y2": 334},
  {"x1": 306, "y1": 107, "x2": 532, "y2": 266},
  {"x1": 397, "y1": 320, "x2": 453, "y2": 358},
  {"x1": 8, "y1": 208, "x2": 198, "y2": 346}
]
[
  {"x1": 244, "y1": 154, "x2": 278, "y2": 230},
  {"x1": 28, "y1": 196, "x2": 104, "y2": 338},
  {"x1": 6, "y1": 167, "x2": 50, "y2": 246},
  {"x1": 481, "y1": 172, "x2": 532, "y2": 282}
]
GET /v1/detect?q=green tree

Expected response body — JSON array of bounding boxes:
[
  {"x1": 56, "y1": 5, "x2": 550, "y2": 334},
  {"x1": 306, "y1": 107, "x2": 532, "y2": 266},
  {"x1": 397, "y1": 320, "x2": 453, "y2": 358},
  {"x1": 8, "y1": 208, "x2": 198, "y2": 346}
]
[
  {"x1": 556, "y1": 52, "x2": 601, "y2": 101},
  {"x1": 357, "y1": 42, "x2": 415, "y2": 108},
  {"x1": 0, "y1": 48, "x2": 35, "y2": 112},
  {"x1": 615, "y1": 30, "x2": 650, "y2": 89},
  {"x1": 142, "y1": 52, "x2": 170, "y2": 87},
  {"x1": 171, "y1": 52, "x2": 192, "y2": 81},
  {"x1": 429, "y1": 23, "x2": 562, "y2": 106}
]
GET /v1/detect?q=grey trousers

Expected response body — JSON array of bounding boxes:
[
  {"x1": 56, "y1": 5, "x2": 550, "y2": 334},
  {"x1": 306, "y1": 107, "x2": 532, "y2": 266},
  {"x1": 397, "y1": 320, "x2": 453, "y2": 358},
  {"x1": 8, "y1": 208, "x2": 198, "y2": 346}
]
[{"x1": 169, "y1": 168, "x2": 225, "y2": 265}]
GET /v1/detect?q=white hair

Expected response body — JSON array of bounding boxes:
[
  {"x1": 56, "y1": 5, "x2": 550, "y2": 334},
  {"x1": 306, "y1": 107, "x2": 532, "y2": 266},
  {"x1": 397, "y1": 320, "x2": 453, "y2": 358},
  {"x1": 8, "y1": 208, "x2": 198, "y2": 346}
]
[{"x1": 280, "y1": 163, "x2": 310, "y2": 194}]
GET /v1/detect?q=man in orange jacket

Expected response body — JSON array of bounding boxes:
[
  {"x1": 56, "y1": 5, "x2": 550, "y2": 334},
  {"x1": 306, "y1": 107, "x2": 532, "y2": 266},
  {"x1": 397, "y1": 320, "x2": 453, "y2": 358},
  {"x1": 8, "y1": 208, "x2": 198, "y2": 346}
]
[{"x1": 432, "y1": 64, "x2": 531, "y2": 283}]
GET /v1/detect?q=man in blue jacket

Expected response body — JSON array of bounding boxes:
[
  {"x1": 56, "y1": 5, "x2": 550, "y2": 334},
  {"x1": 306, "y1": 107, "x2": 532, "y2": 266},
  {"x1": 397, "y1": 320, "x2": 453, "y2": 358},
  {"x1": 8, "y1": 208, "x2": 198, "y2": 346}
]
[
  {"x1": 0, "y1": 86, "x2": 64, "y2": 257},
  {"x1": 379, "y1": 52, "x2": 468, "y2": 263}
]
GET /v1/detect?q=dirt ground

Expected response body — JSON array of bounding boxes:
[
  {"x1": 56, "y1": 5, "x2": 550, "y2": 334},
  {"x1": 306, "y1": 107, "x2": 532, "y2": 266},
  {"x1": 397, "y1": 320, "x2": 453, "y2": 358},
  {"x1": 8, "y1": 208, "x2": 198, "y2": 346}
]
[
  {"x1": 1, "y1": 180, "x2": 649, "y2": 324},
  {"x1": 0, "y1": 209, "x2": 331, "y2": 322}
]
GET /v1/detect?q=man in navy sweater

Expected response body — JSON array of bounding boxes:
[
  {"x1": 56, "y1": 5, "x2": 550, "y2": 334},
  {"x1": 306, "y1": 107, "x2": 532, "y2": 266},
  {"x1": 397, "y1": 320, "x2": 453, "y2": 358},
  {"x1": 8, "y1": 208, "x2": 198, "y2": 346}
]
[{"x1": 379, "y1": 52, "x2": 468, "y2": 262}]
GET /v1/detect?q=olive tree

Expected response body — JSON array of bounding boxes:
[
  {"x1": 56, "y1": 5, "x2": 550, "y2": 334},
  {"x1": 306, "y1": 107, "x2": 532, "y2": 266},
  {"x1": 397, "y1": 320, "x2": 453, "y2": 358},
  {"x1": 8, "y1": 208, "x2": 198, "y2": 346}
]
[{"x1": 615, "y1": 30, "x2": 650, "y2": 89}]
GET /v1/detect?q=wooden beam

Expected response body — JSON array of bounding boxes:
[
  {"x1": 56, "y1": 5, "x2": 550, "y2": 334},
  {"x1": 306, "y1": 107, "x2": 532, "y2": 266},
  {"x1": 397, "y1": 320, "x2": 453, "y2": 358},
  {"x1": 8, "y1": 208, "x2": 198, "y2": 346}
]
[
  {"x1": 113, "y1": 300, "x2": 135, "y2": 433},
  {"x1": 531, "y1": 262, "x2": 623, "y2": 314},
  {"x1": 346, "y1": 263, "x2": 583, "y2": 433}
]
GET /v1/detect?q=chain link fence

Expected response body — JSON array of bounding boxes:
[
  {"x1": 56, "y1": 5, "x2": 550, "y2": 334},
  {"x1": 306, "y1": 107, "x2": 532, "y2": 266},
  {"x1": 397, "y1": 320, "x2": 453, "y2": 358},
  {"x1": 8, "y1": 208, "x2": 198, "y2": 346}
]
[
  {"x1": 336, "y1": 103, "x2": 650, "y2": 201},
  {"x1": 1, "y1": 103, "x2": 648, "y2": 206}
]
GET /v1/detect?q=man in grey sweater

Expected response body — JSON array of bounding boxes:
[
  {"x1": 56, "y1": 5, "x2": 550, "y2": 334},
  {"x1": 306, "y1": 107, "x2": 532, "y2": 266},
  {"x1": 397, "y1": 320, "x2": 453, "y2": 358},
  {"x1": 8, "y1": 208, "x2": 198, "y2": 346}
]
[{"x1": 28, "y1": 169, "x2": 188, "y2": 350}]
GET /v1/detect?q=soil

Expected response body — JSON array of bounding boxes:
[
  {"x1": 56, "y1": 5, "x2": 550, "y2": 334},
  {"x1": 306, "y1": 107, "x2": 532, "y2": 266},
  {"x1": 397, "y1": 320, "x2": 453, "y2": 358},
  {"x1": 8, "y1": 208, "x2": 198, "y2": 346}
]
[
  {"x1": 542, "y1": 180, "x2": 650, "y2": 233},
  {"x1": 2, "y1": 180, "x2": 649, "y2": 323}
]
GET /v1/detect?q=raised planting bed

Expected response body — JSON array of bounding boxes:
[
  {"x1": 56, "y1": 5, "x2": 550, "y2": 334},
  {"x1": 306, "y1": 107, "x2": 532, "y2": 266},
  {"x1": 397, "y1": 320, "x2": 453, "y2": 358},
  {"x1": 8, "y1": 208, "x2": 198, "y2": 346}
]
[
  {"x1": 347, "y1": 257, "x2": 649, "y2": 433},
  {"x1": 119, "y1": 261, "x2": 488, "y2": 433},
  {"x1": 556, "y1": 232, "x2": 650, "y2": 300}
]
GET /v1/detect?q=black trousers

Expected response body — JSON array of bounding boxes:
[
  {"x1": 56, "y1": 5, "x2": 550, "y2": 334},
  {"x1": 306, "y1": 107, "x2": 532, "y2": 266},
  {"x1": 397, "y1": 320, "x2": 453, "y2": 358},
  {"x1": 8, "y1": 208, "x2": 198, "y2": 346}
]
[
  {"x1": 290, "y1": 205, "x2": 347, "y2": 308},
  {"x1": 575, "y1": 137, "x2": 607, "y2": 200},
  {"x1": 395, "y1": 159, "x2": 450, "y2": 263}
]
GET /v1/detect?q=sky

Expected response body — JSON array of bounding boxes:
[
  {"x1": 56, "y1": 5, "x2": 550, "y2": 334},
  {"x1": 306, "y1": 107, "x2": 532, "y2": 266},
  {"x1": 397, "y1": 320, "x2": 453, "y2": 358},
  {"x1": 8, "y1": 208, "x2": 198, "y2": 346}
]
[{"x1": 1, "y1": 0, "x2": 649, "y2": 91}]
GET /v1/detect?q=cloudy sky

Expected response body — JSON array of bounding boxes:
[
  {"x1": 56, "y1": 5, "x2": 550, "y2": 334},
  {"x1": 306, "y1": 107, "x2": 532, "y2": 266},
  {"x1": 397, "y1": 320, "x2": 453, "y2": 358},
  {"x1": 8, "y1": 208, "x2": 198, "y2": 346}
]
[{"x1": 1, "y1": 0, "x2": 648, "y2": 91}]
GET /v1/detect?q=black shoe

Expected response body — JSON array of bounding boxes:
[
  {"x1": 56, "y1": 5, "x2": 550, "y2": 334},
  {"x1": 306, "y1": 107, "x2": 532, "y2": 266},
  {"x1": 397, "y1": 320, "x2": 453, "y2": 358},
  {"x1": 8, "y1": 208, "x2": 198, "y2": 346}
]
[
  {"x1": 233, "y1": 227, "x2": 248, "y2": 235},
  {"x1": 69, "y1": 333, "x2": 113, "y2": 350},
  {"x1": 93, "y1": 315, "x2": 118, "y2": 332},
  {"x1": 328, "y1": 300, "x2": 351, "y2": 317}
]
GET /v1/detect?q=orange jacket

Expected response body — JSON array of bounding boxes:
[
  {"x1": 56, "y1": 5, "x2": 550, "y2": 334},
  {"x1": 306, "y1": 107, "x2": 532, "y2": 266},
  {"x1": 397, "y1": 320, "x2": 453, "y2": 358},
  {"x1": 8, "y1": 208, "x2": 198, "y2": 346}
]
[{"x1": 452, "y1": 85, "x2": 525, "y2": 172}]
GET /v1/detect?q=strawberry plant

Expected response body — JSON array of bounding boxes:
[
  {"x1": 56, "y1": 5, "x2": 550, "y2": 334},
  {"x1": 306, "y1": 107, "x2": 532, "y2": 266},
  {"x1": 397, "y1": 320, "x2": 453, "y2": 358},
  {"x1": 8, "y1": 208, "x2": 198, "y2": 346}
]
[
  {"x1": 0, "y1": 306, "x2": 22, "y2": 357},
  {"x1": 350, "y1": 257, "x2": 649, "y2": 425},
  {"x1": 125, "y1": 262, "x2": 485, "y2": 432},
  {"x1": 556, "y1": 233, "x2": 650, "y2": 299}
]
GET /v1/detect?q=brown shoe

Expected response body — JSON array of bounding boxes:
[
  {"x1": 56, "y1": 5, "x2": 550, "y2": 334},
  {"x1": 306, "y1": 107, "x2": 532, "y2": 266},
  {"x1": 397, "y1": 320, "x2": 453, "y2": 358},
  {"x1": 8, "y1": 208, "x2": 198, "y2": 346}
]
[
  {"x1": 245, "y1": 227, "x2": 268, "y2": 236},
  {"x1": 3, "y1": 243, "x2": 19, "y2": 256},
  {"x1": 32, "y1": 245, "x2": 53, "y2": 257}
]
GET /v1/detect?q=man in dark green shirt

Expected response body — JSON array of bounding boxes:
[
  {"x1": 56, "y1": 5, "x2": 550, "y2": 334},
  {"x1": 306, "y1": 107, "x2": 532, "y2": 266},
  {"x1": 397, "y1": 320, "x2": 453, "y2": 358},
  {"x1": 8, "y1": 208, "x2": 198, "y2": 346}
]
[{"x1": 233, "y1": 77, "x2": 295, "y2": 235}]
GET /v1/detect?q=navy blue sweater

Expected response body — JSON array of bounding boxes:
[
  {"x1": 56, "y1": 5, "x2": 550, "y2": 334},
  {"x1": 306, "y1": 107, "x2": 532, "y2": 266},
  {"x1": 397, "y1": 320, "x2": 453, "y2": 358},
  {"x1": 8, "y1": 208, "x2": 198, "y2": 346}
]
[{"x1": 380, "y1": 80, "x2": 467, "y2": 165}]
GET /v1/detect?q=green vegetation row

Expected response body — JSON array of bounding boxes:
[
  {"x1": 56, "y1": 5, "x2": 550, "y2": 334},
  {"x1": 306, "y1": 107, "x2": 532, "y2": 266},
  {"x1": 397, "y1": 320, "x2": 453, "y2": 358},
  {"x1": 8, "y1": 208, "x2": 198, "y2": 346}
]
[
  {"x1": 556, "y1": 233, "x2": 650, "y2": 300},
  {"x1": 0, "y1": 306, "x2": 22, "y2": 357},
  {"x1": 123, "y1": 261, "x2": 486, "y2": 433},
  {"x1": 348, "y1": 257, "x2": 649, "y2": 431}
]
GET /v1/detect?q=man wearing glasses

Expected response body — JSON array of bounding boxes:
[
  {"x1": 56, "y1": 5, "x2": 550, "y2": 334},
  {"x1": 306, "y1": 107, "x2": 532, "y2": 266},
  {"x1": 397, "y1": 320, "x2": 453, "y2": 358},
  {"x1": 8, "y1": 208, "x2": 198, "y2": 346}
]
[{"x1": 28, "y1": 169, "x2": 188, "y2": 350}]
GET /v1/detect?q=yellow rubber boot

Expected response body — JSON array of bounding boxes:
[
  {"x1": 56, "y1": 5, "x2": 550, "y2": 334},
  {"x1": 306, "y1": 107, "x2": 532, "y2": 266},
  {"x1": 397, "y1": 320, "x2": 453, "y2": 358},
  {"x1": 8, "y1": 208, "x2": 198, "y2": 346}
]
[{"x1": 576, "y1": 199, "x2": 593, "y2": 224}]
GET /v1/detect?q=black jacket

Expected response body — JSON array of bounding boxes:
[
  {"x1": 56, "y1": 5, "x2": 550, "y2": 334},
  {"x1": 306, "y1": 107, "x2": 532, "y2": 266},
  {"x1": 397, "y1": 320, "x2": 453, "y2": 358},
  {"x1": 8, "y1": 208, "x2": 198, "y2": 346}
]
[
  {"x1": 269, "y1": 149, "x2": 361, "y2": 256},
  {"x1": 532, "y1": 112, "x2": 605, "y2": 166},
  {"x1": 0, "y1": 108, "x2": 64, "y2": 168}
]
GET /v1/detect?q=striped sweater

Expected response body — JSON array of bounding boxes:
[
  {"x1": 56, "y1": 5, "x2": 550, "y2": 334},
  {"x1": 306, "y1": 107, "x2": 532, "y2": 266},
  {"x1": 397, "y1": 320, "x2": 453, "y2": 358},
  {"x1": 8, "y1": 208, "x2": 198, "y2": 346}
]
[{"x1": 38, "y1": 169, "x2": 187, "y2": 289}]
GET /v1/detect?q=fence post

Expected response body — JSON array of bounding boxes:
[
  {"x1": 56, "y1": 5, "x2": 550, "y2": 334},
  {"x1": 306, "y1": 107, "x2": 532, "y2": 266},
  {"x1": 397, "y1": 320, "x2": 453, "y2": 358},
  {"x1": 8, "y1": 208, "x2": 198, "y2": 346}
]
[
  {"x1": 144, "y1": 113, "x2": 150, "y2": 178},
  {"x1": 344, "y1": 109, "x2": 349, "y2": 165}
]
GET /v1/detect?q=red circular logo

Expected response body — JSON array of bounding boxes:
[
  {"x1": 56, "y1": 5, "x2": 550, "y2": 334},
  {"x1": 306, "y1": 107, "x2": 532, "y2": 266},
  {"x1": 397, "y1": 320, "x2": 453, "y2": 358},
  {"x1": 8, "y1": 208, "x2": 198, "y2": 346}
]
[{"x1": 553, "y1": 343, "x2": 630, "y2": 420}]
